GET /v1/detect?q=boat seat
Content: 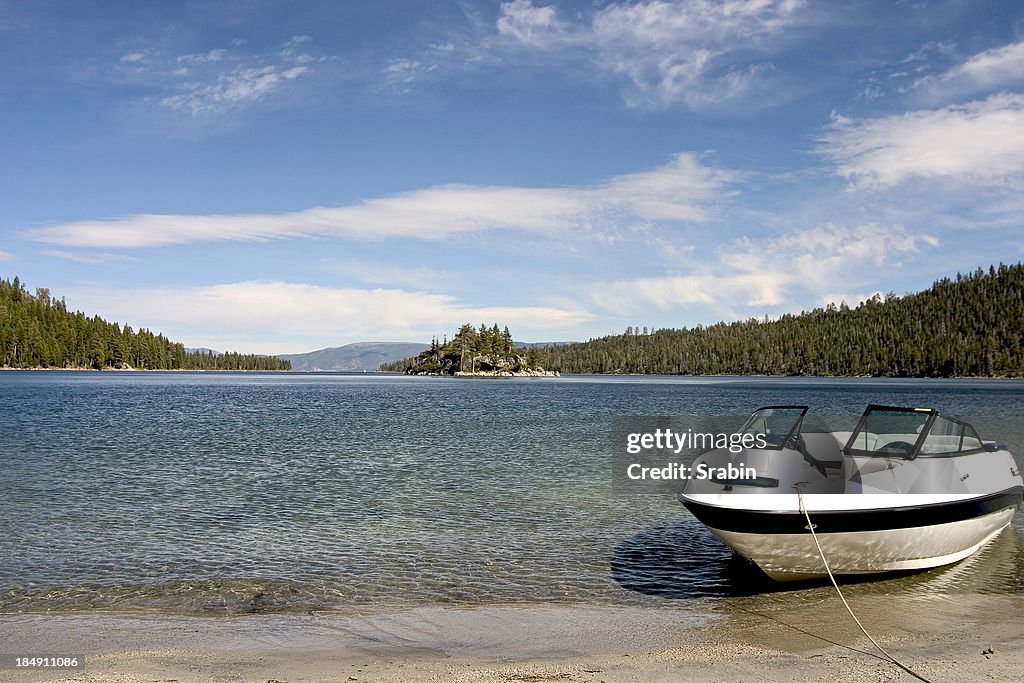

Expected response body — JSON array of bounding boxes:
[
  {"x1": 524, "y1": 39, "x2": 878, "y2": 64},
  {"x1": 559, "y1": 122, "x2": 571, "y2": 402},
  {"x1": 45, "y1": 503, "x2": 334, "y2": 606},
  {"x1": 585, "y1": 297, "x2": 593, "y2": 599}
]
[
  {"x1": 798, "y1": 432, "x2": 845, "y2": 470},
  {"x1": 871, "y1": 433, "x2": 920, "y2": 453}
]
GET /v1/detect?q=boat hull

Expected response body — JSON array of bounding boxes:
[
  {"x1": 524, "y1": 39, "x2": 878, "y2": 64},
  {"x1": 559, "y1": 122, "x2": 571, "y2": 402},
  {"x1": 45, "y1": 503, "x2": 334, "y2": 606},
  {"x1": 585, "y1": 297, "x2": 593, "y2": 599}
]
[{"x1": 680, "y1": 488, "x2": 1023, "y2": 581}]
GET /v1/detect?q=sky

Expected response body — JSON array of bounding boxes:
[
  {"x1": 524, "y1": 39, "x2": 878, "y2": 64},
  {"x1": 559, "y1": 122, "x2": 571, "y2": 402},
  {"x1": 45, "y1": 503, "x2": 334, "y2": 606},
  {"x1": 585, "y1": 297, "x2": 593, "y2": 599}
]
[{"x1": 2, "y1": 0, "x2": 1023, "y2": 354}]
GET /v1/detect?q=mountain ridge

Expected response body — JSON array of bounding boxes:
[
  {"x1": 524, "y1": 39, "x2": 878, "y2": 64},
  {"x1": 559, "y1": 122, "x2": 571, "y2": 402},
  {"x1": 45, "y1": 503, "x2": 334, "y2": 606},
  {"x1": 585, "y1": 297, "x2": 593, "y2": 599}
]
[{"x1": 278, "y1": 342, "x2": 430, "y2": 371}]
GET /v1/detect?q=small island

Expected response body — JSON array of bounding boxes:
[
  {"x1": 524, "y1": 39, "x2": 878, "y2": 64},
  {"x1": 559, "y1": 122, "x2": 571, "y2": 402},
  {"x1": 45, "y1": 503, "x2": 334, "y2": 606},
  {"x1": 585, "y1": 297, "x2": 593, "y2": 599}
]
[{"x1": 381, "y1": 323, "x2": 558, "y2": 377}]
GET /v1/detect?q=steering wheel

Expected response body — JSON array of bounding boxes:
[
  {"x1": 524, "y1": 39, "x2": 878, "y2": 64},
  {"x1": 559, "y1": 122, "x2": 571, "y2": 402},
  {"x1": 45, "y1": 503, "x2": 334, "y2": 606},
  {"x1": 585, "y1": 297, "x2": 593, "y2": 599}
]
[{"x1": 876, "y1": 440, "x2": 915, "y2": 456}]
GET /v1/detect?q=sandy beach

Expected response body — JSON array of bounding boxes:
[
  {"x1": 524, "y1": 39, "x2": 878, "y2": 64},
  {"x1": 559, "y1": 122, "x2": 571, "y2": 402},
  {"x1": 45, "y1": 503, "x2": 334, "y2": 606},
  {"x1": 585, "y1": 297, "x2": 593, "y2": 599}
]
[{"x1": 4, "y1": 590, "x2": 1022, "y2": 683}]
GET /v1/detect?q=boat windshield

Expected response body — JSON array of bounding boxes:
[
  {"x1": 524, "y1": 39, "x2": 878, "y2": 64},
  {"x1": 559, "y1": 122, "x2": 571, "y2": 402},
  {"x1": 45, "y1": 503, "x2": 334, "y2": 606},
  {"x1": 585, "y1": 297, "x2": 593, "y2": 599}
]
[
  {"x1": 740, "y1": 406, "x2": 808, "y2": 449},
  {"x1": 844, "y1": 405, "x2": 985, "y2": 458}
]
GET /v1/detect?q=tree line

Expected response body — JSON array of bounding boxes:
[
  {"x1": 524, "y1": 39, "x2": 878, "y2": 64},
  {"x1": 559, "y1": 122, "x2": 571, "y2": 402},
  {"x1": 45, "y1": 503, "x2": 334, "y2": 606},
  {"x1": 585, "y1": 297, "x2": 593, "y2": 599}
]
[
  {"x1": 380, "y1": 322, "x2": 544, "y2": 374},
  {"x1": 535, "y1": 263, "x2": 1024, "y2": 377},
  {"x1": 0, "y1": 276, "x2": 290, "y2": 371}
]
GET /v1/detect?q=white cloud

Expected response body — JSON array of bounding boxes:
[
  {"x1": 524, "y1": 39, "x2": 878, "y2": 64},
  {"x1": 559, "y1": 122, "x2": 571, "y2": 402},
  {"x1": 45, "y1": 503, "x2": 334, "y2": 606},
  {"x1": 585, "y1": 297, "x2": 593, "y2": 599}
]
[
  {"x1": 497, "y1": 0, "x2": 564, "y2": 47},
  {"x1": 592, "y1": 223, "x2": 934, "y2": 315},
  {"x1": 594, "y1": 271, "x2": 788, "y2": 312},
  {"x1": 380, "y1": 58, "x2": 436, "y2": 93},
  {"x1": 820, "y1": 290, "x2": 886, "y2": 308},
  {"x1": 111, "y1": 38, "x2": 322, "y2": 118},
  {"x1": 494, "y1": 0, "x2": 804, "y2": 109},
  {"x1": 160, "y1": 64, "x2": 308, "y2": 116},
  {"x1": 62, "y1": 280, "x2": 594, "y2": 354},
  {"x1": 0, "y1": 250, "x2": 14, "y2": 261},
  {"x1": 820, "y1": 94, "x2": 1024, "y2": 188},
  {"x1": 601, "y1": 152, "x2": 733, "y2": 220},
  {"x1": 280, "y1": 35, "x2": 317, "y2": 65},
  {"x1": 914, "y1": 41, "x2": 1024, "y2": 101},
  {"x1": 901, "y1": 40, "x2": 957, "y2": 66},
  {"x1": 41, "y1": 250, "x2": 135, "y2": 265},
  {"x1": 853, "y1": 40, "x2": 955, "y2": 102},
  {"x1": 943, "y1": 41, "x2": 1024, "y2": 83},
  {"x1": 26, "y1": 152, "x2": 732, "y2": 248},
  {"x1": 176, "y1": 48, "x2": 227, "y2": 66}
]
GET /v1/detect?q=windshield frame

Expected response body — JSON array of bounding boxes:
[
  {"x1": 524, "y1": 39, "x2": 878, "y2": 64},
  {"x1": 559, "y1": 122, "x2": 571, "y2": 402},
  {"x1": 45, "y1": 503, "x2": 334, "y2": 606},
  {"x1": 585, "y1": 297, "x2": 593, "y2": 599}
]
[
  {"x1": 740, "y1": 405, "x2": 808, "y2": 451},
  {"x1": 842, "y1": 404, "x2": 985, "y2": 459}
]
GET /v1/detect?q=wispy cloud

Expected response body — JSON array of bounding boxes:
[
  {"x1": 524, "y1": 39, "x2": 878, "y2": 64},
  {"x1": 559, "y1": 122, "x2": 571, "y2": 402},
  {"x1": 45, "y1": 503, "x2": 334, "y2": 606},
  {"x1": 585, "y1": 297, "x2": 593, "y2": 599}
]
[
  {"x1": 62, "y1": 280, "x2": 595, "y2": 354},
  {"x1": 159, "y1": 64, "x2": 308, "y2": 116},
  {"x1": 592, "y1": 223, "x2": 935, "y2": 315},
  {"x1": 114, "y1": 36, "x2": 322, "y2": 118},
  {"x1": 0, "y1": 250, "x2": 14, "y2": 261},
  {"x1": 913, "y1": 40, "x2": 1024, "y2": 102},
  {"x1": 380, "y1": 58, "x2": 436, "y2": 94},
  {"x1": 492, "y1": 0, "x2": 805, "y2": 109},
  {"x1": 41, "y1": 250, "x2": 135, "y2": 265},
  {"x1": 26, "y1": 152, "x2": 732, "y2": 248},
  {"x1": 820, "y1": 93, "x2": 1024, "y2": 188},
  {"x1": 869, "y1": 40, "x2": 956, "y2": 95},
  {"x1": 120, "y1": 51, "x2": 148, "y2": 64},
  {"x1": 856, "y1": 39, "x2": 1024, "y2": 105},
  {"x1": 175, "y1": 48, "x2": 228, "y2": 66},
  {"x1": 496, "y1": 0, "x2": 564, "y2": 47}
]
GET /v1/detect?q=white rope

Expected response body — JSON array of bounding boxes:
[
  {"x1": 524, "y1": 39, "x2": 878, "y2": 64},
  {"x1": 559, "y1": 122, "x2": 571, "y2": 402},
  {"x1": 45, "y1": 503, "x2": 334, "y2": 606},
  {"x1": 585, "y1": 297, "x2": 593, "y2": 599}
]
[{"x1": 795, "y1": 486, "x2": 934, "y2": 683}]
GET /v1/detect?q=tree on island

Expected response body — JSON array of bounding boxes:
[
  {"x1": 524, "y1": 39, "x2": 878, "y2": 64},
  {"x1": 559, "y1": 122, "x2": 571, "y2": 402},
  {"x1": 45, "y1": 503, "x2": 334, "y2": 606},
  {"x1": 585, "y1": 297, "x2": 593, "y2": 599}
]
[{"x1": 380, "y1": 323, "x2": 554, "y2": 376}]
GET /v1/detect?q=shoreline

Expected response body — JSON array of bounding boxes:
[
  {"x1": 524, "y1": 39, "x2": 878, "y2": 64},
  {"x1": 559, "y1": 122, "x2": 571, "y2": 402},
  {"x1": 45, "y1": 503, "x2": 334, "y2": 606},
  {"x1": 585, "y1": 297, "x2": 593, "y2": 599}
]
[
  {"x1": 2, "y1": 366, "x2": 1022, "y2": 379},
  {"x1": 453, "y1": 369, "x2": 560, "y2": 378},
  {"x1": 0, "y1": 366, "x2": 292, "y2": 372},
  {"x1": 4, "y1": 595, "x2": 1023, "y2": 682}
]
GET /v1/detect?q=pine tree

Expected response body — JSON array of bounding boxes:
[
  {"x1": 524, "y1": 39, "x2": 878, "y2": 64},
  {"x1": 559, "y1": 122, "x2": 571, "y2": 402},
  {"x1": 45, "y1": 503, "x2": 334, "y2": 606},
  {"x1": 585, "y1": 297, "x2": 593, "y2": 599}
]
[{"x1": 0, "y1": 277, "x2": 291, "y2": 370}]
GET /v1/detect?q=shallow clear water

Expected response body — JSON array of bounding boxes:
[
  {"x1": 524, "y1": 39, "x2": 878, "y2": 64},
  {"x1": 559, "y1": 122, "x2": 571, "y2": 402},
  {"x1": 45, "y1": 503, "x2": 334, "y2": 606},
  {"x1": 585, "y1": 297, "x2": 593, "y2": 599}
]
[{"x1": 2, "y1": 372, "x2": 1023, "y2": 615}]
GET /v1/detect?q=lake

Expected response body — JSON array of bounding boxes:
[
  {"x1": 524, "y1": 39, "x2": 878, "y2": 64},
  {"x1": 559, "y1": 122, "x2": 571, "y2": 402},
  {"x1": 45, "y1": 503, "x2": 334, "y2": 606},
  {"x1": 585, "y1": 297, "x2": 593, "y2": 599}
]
[{"x1": 2, "y1": 372, "x2": 1024, "y2": 616}]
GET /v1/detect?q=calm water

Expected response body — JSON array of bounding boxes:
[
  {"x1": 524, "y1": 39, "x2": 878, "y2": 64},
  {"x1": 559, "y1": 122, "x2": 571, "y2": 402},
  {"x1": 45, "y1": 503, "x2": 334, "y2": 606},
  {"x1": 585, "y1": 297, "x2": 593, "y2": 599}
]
[{"x1": 2, "y1": 372, "x2": 1024, "y2": 616}]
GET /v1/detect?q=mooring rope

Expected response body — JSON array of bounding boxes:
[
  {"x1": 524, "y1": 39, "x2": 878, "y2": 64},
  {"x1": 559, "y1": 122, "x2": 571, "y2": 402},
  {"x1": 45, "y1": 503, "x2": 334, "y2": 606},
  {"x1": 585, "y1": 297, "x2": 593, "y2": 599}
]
[{"x1": 795, "y1": 486, "x2": 935, "y2": 683}]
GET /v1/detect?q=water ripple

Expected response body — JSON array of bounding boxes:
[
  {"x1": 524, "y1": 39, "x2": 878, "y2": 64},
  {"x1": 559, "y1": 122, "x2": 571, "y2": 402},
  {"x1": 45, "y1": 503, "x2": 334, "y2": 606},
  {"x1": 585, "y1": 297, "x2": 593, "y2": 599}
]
[{"x1": 1, "y1": 372, "x2": 1023, "y2": 615}]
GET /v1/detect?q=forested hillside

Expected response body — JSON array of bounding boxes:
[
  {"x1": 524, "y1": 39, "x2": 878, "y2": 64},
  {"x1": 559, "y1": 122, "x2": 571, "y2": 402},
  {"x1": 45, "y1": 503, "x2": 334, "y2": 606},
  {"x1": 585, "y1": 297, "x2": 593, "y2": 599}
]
[
  {"x1": 0, "y1": 277, "x2": 290, "y2": 370},
  {"x1": 538, "y1": 264, "x2": 1024, "y2": 377}
]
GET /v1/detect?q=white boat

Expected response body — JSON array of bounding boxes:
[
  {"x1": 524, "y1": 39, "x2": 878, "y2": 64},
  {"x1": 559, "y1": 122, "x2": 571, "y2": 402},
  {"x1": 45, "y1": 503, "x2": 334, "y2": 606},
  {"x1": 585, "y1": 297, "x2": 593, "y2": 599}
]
[{"x1": 677, "y1": 405, "x2": 1024, "y2": 581}]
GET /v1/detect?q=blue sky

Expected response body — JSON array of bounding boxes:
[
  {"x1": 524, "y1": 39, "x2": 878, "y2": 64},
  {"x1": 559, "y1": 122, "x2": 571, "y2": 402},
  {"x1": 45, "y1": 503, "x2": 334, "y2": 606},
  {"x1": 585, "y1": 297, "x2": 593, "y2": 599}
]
[{"x1": 2, "y1": 0, "x2": 1023, "y2": 353}]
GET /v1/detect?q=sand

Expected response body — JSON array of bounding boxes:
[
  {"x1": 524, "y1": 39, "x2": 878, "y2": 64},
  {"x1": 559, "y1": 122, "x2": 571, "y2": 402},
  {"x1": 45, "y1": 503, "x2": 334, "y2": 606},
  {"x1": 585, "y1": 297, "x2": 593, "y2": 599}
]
[{"x1": 2, "y1": 592, "x2": 1022, "y2": 683}]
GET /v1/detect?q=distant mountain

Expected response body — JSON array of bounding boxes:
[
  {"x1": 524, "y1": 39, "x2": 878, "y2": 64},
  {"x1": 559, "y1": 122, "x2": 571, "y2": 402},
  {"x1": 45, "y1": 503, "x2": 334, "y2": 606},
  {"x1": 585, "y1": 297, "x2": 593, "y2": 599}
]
[
  {"x1": 184, "y1": 347, "x2": 221, "y2": 355},
  {"x1": 279, "y1": 342, "x2": 430, "y2": 372},
  {"x1": 516, "y1": 341, "x2": 576, "y2": 349}
]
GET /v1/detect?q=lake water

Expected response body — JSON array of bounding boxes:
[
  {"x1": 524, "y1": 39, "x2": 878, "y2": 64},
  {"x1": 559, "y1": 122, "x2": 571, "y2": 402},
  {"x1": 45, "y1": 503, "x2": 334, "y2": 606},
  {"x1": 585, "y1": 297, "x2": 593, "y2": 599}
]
[{"x1": 2, "y1": 372, "x2": 1024, "y2": 616}]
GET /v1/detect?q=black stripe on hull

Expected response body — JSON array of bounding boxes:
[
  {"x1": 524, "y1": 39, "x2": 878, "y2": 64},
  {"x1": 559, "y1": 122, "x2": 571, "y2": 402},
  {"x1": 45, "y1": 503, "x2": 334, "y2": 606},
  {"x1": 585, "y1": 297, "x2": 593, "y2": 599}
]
[{"x1": 678, "y1": 487, "x2": 1024, "y2": 535}]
